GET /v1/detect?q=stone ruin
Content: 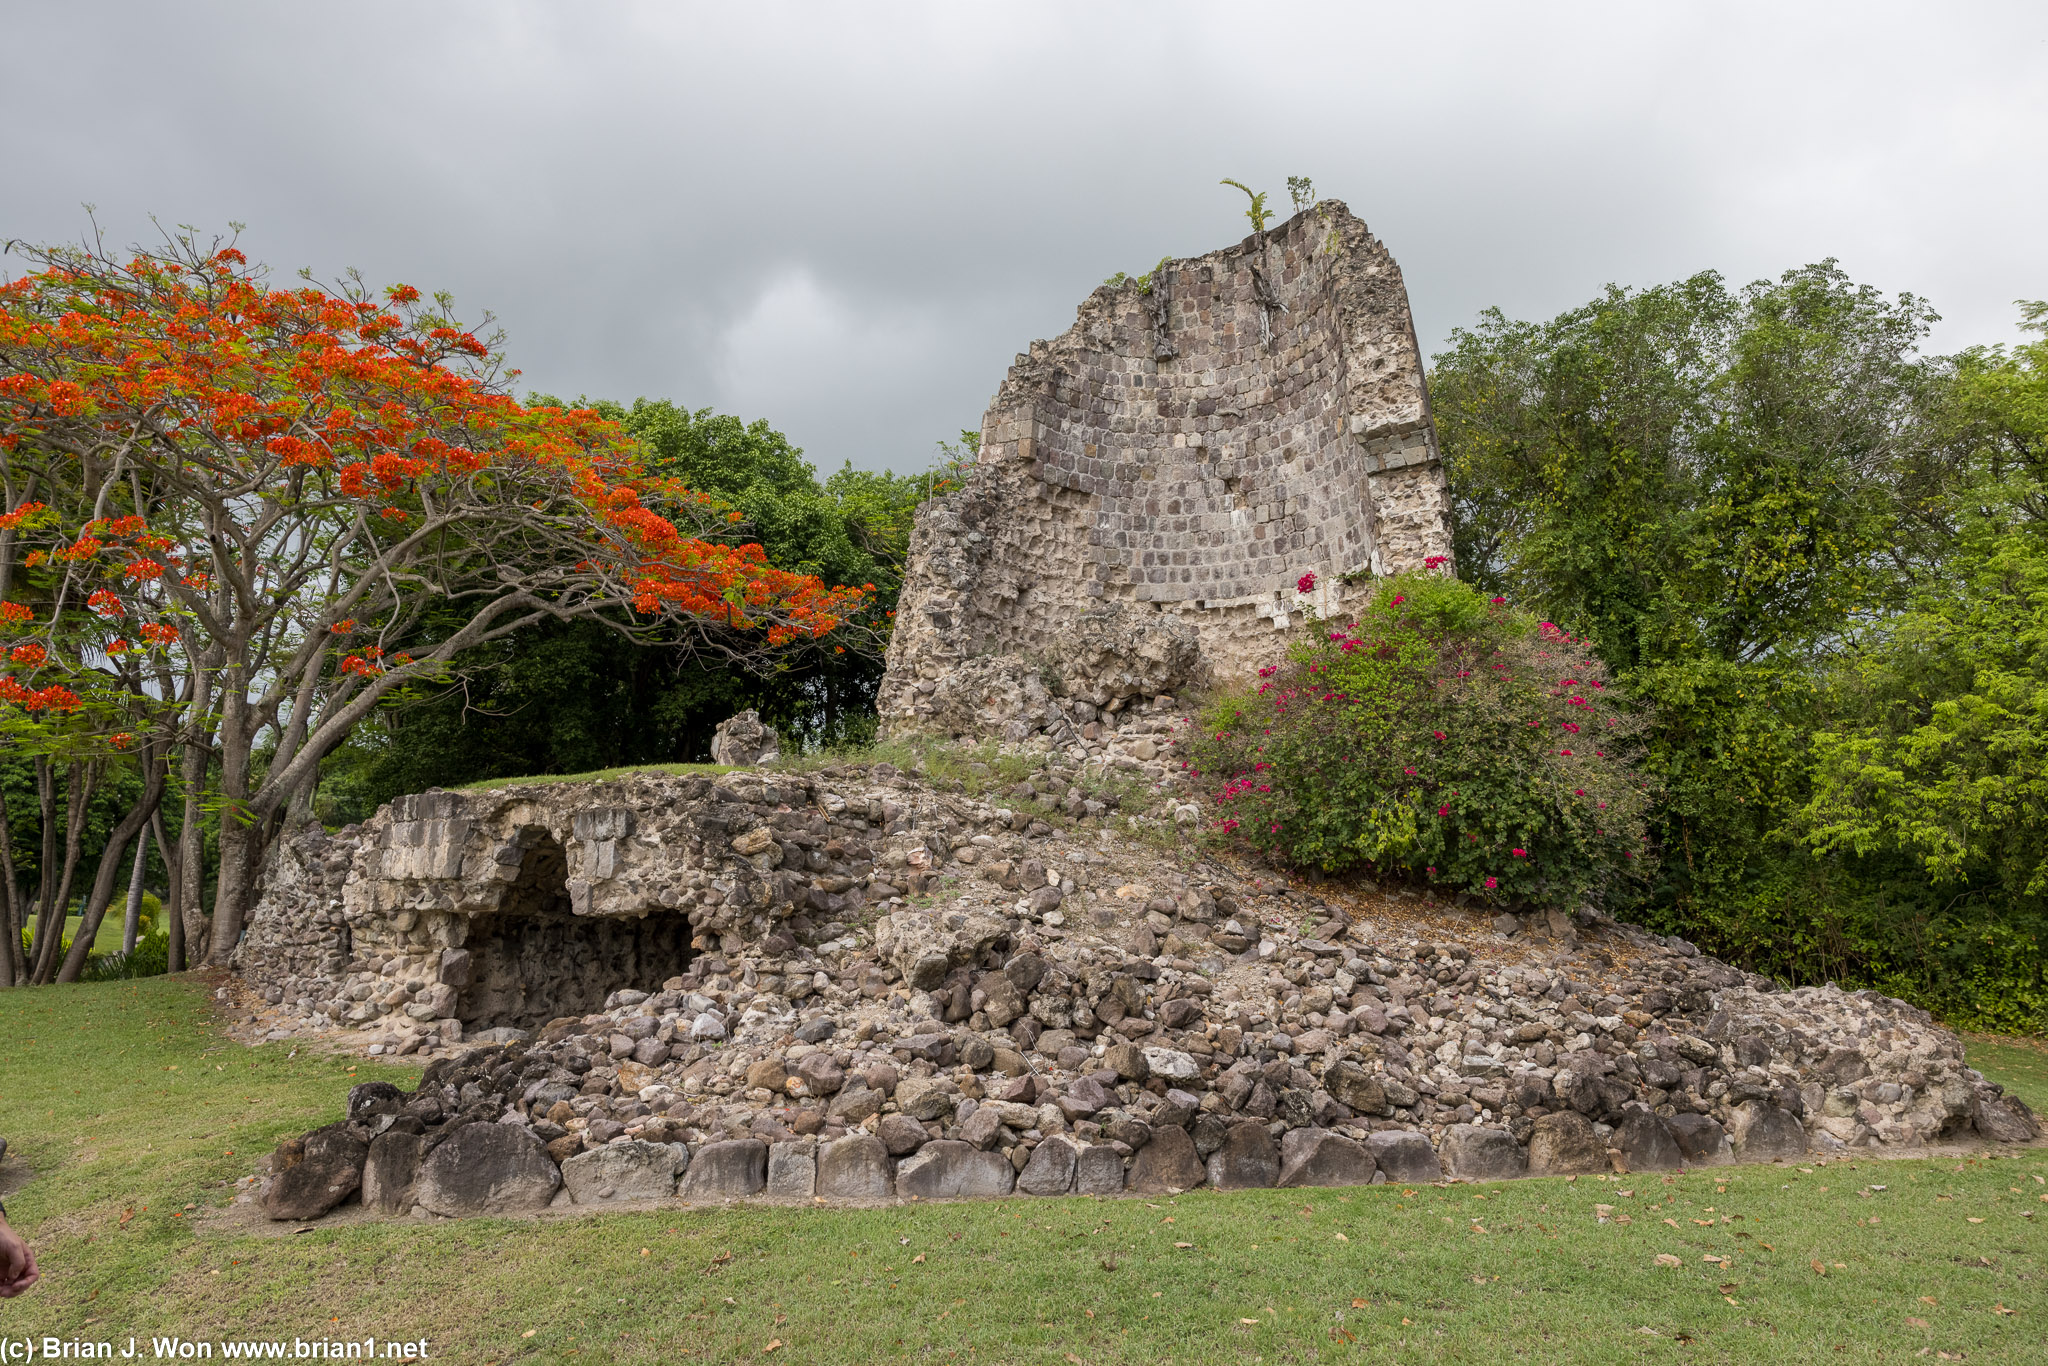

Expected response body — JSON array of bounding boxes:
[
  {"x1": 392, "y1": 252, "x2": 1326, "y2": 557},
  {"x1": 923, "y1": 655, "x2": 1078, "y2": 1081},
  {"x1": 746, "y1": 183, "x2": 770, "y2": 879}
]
[
  {"x1": 237, "y1": 209, "x2": 2036, "y2": 1223},
  {"x1": 240, "y1": 762, "x2": 2037, "y2": 1222},
  {"x1": 878, "y1": 200, "x2": 1453, "y2": 742}
]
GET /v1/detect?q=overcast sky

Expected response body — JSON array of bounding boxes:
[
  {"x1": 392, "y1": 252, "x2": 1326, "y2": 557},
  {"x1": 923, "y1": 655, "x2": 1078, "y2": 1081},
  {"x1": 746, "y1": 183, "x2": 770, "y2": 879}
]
[{"x1": 6, "y1": 2, "x2": 2044, "y2": 475}]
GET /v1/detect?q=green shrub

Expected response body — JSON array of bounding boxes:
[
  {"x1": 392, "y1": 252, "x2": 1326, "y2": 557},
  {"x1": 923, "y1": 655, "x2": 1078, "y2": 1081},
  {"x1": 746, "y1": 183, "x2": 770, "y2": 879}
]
[
  {"x1": 1186, "y1": 572, "x2": 1655, "y2": 907},
  {"x1": 81, "y1": 929, "x2": 169, "y2": 982}
]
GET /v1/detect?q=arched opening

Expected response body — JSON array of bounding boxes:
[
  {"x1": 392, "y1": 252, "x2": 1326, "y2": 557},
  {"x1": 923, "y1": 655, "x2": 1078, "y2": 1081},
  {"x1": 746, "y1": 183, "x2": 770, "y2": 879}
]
[{"x1": 455, "y1": 830, "x2": 694, "y2": 1031}]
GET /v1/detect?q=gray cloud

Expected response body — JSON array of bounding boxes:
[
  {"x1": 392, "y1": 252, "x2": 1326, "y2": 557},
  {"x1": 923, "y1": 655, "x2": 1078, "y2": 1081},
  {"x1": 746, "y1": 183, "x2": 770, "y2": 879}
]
[{"x1": 6, "y1": 1, "x2": 2043, "y2": 473}]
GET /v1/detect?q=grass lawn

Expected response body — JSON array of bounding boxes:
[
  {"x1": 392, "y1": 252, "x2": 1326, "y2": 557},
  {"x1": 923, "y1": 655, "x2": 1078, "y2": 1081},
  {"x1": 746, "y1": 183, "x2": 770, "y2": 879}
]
[{"x1": 0, "y1": 976, "x2": 2041, "y2": 1364}]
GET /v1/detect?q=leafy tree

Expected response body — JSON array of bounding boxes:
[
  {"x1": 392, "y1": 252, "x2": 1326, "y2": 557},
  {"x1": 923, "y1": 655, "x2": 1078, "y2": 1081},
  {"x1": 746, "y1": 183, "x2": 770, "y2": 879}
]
[{"x1": 0, "y1": 230, "x2": 864, "y2": 965}]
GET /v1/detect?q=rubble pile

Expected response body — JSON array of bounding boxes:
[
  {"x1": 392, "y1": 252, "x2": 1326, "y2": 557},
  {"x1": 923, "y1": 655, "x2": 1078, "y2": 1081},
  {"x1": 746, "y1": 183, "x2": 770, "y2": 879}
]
[{"x1": 251, "y1": 758, "x2": 2037, "y2": 1222}]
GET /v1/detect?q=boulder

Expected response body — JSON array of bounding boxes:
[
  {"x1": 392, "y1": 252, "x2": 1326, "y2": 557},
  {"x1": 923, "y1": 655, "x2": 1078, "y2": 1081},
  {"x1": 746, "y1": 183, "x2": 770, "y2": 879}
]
[
  {"x1": 1277, "y1": 1129, "x2": 1377, "y2": 1188},
  {"x1": 1611, "y1": 1112, "x2": 1684, "y2": 1173},
  {"x1": 709, "y1": 709, "x2": 780, "y2": 767},
  {"x1": 766, "y1": 1141, "x2": 817, "y2": 1197},
  {"x1": 895, "y1": 1140, "x2": 1016, "y2": 1199},
  {"x1": 1364, "y1": 1130, "x2": 1443, "y2": 1185},
  {"x1": 561, "y1": 1140, "x2": 679, "y2": 1204},
  {"x1": 1440, "y1": 1125, "x2": 1526, "y2": 1182},
  {"x1": 267, "y1": 1122, "x2": 369, "y2": 1221},
  {"x1": 361, "y1": 1131, "x2": 425, "y2": 1215},
  {"x1": 1128, "y1": 1125, "x2": 1205, "y2": 1193},
  {"x1": 1206, "y1": 1121, "x2": 1280, "y2": 1190},
  {"x1": 1017, "y1": 1135, "x2": 1080, "y2": 1195},
  {"x1": 1728, "y1": 1104, "x2": 1807, "y2": 1162},
  {"x1": 894, "y1": 1076, "x2": 958, "y2": 1122},
  {"x1": 1076, "y1": 1144, "x2": 1127, "y2": 1194},
  {"x1": 415, "y1": 1123, "x2": 560, "y2": 1216},
  {"x1": 1059, "y1": 1077, "x2": 1112, "y2": 1119},
  {"x1": 1973, "y1": 1092, "x2": 2039, "y2": 1143},
  {"x1": 1525, "y1": 1112, "x2": 1608, "y2": 1177},
  {"x1": 1103, "y1": 1042, "x2": 1150, "y2": 1082},
  {"x1": 346, "y1": 1082, "x2": 406, "y2": 1124},
  {"x1": 678, "y1": 1139, "x2": 768, "y2": 1199},
  {"x1": 827, "y1": 1085, "x2": 885, "y2": 1125},
  {"x1": 876, "y1": 907, "x2": 1008, "y2": 991},
  {"x1": 877, "y1": 1113, "x2": 930, "y2": 1156},
  {"x1": 817, "y1": 1133, "x2": 895, "y2": 1201},
  {"x1": 795, "y1": 1053, "x2": 845, "y2": 1097},
  {"x1": 1324, "y1": 1062, "x2": 1387, "y2": 1115},
  {"x1": 959, "y1": 1105, "x2": 1007, "y2": 1151},
  {"x1": 1141, "y1": 1048, "x2": 1201, "y2": 1083},
  {"x1": 1667, "y1": 1113, "x2": 1733, "y2": 1165}
]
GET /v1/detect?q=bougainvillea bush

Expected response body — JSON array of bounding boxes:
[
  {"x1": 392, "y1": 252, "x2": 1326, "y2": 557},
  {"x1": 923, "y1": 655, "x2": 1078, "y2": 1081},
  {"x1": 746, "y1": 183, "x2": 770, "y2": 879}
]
[{"x1": 1186, "y1": 572, "x2": 1656, "y2": 907}]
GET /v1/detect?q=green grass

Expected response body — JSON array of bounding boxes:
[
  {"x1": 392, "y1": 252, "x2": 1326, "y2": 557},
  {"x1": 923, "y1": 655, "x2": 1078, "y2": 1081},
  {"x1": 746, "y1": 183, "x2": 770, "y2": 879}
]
[{"x1": 1, "y1": 976, "x2": 2042, "y2": 1363}]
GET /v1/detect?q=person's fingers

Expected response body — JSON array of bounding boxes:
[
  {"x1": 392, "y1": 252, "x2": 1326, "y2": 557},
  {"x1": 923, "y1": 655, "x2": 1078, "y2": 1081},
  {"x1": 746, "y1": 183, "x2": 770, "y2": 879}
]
[{"x1": 0, "y1": 1269, "x2": 36, "y2": 1298}]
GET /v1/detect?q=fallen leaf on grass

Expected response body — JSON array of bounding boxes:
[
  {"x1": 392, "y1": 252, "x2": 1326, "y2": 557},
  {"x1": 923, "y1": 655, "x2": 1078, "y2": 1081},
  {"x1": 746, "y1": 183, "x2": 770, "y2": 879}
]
[
  {"x1": 912, "y1": 1253, "x2": 925, "y2": 1264},
  {"x1": 1993, "y1": 1304, "x2": 2015, "y2": 1316},
  {"x1": 1334, "y1": 1232, "x2": 1349, "y2": 1241},
  {"x1": 521, "y1": 1332, "x2": 536, "y2": 1340},
  {"x1": 1239, "y1": 1318, "x2": 1260, "y2": 1325},
  {"x1": 1655, "y1": 1254, "x2": 1682, "y2": 1268},
  {"x1": 1966, "y1": 1217, "x2": 1984, "y2": 1224},
  {"x1": 1811, "y1": 1261, "x2": 1828, "y2": 1276},
  {"x1": 1352, "y1": 1299, "x2": 1370, "y2": 1308},
  {"x1": 1907, "y1": 1317, "x2": 1930, "y2": 1329},
  {"x1": 1173, "y1": 1241, "x2": 1193, "y2": 1249},
  {"x1": 763, "y1": 1342, "x2": 782, "y2": 1355},
  {"x1": 1921, "y1": 1297, "x2": 1938, "y2": 1305}
]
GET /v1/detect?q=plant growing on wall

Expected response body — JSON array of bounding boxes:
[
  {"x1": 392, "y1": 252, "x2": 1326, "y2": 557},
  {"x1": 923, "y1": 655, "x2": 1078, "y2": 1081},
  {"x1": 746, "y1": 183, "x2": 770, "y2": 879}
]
[{"x1": 1220, "y1": 179, "x2": 1273, "y2": 233}]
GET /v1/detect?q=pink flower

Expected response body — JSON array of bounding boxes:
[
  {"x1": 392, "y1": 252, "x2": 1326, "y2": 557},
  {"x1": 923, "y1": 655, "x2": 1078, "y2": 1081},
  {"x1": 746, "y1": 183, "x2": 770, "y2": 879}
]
[
  {"x1": 1424, "y1": 554, "x2": 1449, "y2": 570},
  {"x1": 1433, "y1": 730, "x2": 1446, "y2": 740},
  {"x1": 1512, "y1": 848, "x2": 1527, "y2": 857},
  {"x1": 1391, "y1": 594, "x2": 1405, "y2": 605},
  {"x1": 1484, "y1": 876, "x2": 1497, "y2": 889},
  {"x1": 1402, "y1": 766, "x2": 1418, "y2": 775},
  {"x1": 1491, "y1": 596, "x2": 1505, "y2": 604},
  {"x1": 1438, "y1": 805, "x2": 1450, "y2": 817},
  {"x1": 1559, "y1": 748, "x2": 1573, "y2": 756},
  {"x1": 1296, "y1": 571, "x2": 1317, "y2": 594}
]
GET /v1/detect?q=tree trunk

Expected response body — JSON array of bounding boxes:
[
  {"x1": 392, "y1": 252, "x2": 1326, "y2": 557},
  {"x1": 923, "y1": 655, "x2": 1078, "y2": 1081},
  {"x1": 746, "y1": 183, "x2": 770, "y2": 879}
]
[
  {"x1": 120, "y1": 824, "x2": 151, "y2": 956},
  {"x1": 152, "y1": 804, "x2": 183, "y2": 975},
  {"x1": 0, "y1": 784, "x2": 20, "y2": 989},
  {"x1": 28, "y1": 757, "x2": 57, "y2": 967},
  {"x1": 177, "y1": 733, "x2": 211, "y2": 967},
  {"x1": 207, "y1": 813, "x2": 262, "y2": 965},
  {"x1": 31, "y1": 762, "x2": 97, "y2": 984},
  {"x1": 57, "y1": 758, "x2": 168, "y2": 982}
]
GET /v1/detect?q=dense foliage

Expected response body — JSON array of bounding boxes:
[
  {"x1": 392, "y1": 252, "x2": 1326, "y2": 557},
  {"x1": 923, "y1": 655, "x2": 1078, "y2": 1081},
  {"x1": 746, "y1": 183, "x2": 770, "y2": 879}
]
[
  {"x1": 314, "y1": 406, "x2": 964, "y2": 821},
  {"x1": 1187, "y1": 573, "x2": 1653, "y2": 907},
  {"x1": 1433, "y1": 268, "x2": 2048, "y2": 1031}
]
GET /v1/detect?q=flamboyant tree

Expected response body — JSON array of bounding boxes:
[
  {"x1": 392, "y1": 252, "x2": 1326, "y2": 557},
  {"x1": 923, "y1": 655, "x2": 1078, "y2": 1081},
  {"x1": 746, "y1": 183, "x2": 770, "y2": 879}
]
[{"x1": 0, "y1": 229, "x2": 867, "y2": 967}]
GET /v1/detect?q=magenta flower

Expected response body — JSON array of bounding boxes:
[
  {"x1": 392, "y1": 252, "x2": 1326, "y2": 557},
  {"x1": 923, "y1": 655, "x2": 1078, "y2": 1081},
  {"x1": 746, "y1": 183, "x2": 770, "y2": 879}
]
[
  {"x1": 1296, "y1": 570, "x2": 1317, "y2": 594},
  {"x1": 1512, "y1": 848, "x2": 1527, "y2": 857},
  {"x1": 1484, "y1": 876, "x2": 1498, "y2": 889},
  {"x1": 1438, "y1": 804, "x2": 1451, "y2": 817}
]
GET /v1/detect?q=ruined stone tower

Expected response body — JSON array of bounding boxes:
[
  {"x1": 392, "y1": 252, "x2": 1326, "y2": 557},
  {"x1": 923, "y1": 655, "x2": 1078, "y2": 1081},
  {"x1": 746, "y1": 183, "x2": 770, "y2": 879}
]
[{"x1": 879, "y1": 201, "x2": 1451, "y2": 741}]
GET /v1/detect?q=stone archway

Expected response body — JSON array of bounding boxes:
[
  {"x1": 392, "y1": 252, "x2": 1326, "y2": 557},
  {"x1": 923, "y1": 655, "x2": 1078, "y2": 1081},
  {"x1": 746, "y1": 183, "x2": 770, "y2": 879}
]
[{"x1": 455, "y1": 830, "x2": 693, "y2": 1031}]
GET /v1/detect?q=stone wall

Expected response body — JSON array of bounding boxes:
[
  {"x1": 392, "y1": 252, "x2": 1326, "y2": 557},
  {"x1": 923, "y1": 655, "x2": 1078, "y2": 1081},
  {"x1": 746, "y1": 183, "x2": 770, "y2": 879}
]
[
  {"x1": 234, "y1": 771, "x2": 908, "y2": 1050},
  {"x1": 879, "y1": 200, "x2": 1452, "y2": 741}
]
